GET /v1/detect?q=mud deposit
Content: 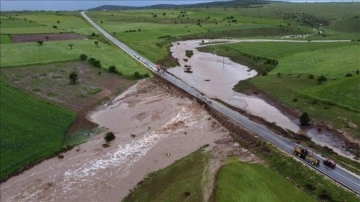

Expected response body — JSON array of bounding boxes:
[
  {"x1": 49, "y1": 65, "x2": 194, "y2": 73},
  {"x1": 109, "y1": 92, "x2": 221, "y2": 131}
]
[
  {"x1": 169, "y1": 39, "x2": 300, "y2": 133},
  {"x1": 0, "y1": 78, "x2": 231, "y2": 202}
]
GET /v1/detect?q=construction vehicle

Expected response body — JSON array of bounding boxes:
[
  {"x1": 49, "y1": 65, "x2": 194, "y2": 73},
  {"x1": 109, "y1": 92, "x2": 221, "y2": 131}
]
[
  {"x1": 293, "y1": 146, "x2": 320, "y2": 166},
  {"x1": 323, "y1": 159, "x2": 336, "y2": 169}
]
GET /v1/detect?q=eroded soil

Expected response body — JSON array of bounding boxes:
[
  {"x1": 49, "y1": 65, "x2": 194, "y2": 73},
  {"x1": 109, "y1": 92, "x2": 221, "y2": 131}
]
[
  {"x1": 0, "y1": 78, "x2": 257, "y2": 202},
  {"x1": 1, "y1": 61, "x2": 135, "y2": 133}
]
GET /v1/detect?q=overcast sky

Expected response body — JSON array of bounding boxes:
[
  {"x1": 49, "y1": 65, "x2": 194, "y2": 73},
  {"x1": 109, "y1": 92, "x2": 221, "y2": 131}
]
[{"x1": 1, "y1": 0, "x2": 359, "y2": 11}]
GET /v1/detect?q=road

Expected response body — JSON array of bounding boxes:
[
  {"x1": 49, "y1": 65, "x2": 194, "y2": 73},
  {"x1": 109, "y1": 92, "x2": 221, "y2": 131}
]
[{"x1": 81, "y1": 11, "x2": 360, "y2": 195}]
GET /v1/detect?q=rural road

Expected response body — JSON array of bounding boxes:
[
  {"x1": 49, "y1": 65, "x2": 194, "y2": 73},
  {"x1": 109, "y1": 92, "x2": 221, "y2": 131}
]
[{"x1": 81, "y1": 11, "x2": 360, "y2": 195}]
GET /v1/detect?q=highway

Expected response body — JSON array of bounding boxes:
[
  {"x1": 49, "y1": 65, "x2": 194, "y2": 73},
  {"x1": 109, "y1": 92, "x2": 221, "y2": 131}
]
[{"x1": 81, "y1": 11, "x2": 360, "y2": 195}]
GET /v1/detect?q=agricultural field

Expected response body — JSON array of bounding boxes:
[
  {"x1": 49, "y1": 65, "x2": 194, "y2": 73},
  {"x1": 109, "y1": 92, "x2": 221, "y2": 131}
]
[
  {"x1": 0, "y1": 12, "x2": 97, "y2": 35},
  {"x1": 0, "y1": 10, "x2": 147, "y2": 180},
  {"x1": 0, "y1": 39, "x2": 147, "y2": 76},
  {"x1": 213, "y1": 158, "x2": 314, "y2": 202},
  {"x1": 199, "y1": 42, "x2": 360, "y2": 139},
  {"x1": 87, "y1": 2, "x2": 360, "y2": 66},
  {"x1": 0, "y1": 77, "x2": 75, "y2": 180}
]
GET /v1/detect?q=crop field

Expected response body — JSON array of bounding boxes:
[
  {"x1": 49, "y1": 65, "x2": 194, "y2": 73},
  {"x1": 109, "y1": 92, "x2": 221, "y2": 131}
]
[
  {"x1": 123, "y1": 150, "x2": 208, "y2": 202},
  {"x1": 214, "y1": 158, "x2": 314, "y2": 202},
  {"x1": 0, "y1": 12, "x2": 97, "y2": 36},
  {"x1": 0, "y1": 39, "x2": 147, "y2": 76},
  {"x1": 200, "y1": 41, "x2": 360, "y2": 139},
  {"x1": 0, "y1": 77, "x2": 76, "y2": 180}
]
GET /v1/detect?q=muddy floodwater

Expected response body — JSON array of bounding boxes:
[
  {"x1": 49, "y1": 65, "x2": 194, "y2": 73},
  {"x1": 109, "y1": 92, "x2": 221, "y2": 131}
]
[
  {"x1": 169, "y1": 39, "x2": 300, "y2": 133},
  {"x1": 0, "y1": 79, "x2": 230, "y2": 202}
]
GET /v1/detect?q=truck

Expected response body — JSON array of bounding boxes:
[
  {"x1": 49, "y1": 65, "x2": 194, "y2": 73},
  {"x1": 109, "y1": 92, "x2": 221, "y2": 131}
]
[{"x1": 293, "y1": 146, "x2": 320, "y2": 166}]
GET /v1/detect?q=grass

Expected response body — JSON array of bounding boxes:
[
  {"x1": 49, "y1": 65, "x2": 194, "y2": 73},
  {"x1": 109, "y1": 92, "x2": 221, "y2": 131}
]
[
  {"x1": 0, "y1": 34, "x2": 12, "y2": 44},
  {"x1": 200, "y1": 42, "x2": 360, "y2": 139},
  {"x1": 0, "y1": 12, "x2": 97, "y2": 36},
  {"x1": 0, "y1": 77, "x2": 76, "y2": 180},
  {"x1": 122, "y1": 150, "x2": 209, "y2": 202},
  {"x1": 0, "y1": 40, "x2": 147, "y2": 76},
  {"x1": 85, "y1": 2, "x2": 360, "y2": 66},
  {"x1": 214, "y1": 158, "x2": 314, "y2": 202}
]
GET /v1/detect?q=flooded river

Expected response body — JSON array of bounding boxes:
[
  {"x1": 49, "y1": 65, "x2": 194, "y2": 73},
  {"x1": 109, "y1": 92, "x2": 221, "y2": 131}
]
[{"x1": 169, "y1": 40, "x2": 300, "y2": 133}]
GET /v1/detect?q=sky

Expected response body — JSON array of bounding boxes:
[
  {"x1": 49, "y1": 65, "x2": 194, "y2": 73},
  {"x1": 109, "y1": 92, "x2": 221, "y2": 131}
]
[{"x1": 1, "y1": 0, "x2": 359, "y2": 11}]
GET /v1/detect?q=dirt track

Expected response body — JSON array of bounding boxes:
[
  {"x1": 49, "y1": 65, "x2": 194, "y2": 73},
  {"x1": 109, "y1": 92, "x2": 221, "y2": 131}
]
[
  {"x1": 0, "y1": 78, "x2": 257, "y2": 202},
  {"x1": 11, "y1": 33, "x2": 85, "y2": 43}
]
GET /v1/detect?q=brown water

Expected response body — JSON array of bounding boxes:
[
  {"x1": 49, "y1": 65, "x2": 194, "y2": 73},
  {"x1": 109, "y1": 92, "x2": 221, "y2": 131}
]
[{"x1": 169, "y1": 39, "x2": 300, "y2": 133}]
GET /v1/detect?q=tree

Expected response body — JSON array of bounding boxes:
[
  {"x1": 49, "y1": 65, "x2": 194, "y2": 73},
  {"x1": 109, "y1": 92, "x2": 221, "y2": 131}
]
[
  {"x1": 299, "y1": 112, "x2": 311, "y2": 126},
  {"x1": 79, "y1": 53, "x2": 87, "y2": 61},
  {"x1": 69, "y1": 72, "x2": 78, "y2": 85},
  {"x1": 94, "y1": 41, "x2": 99, "y2": 47},
  {"x1": 104, "y1": 132, "x2": 115, "y2": 142},
  {"x1": 68, "y1": 44, "x2": 74, "y2": 50},
  {"x1": 37, "y1": 41, "x2": 43, "y2": 46}
]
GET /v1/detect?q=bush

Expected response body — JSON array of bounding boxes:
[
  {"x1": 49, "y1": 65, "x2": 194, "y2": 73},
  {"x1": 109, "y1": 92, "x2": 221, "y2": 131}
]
[
  {"x1": 345, "y1": 73, "x2": 352, "y2": 77},
  {"x1": 317, "y1": 75, "x2": 327, "y2": 84},
  {"x1": 69, "y1": 72, "x2": 78, "y2": 85},
  {"x1": 108, "y1": 65, "x2": 117, "y2": 73},
  {"x1": 104, "y1": 132, "x2": 115, "y2": 142},
  {"x1": 79, "y1": 53, "x2": 88, "y2": 61},
  {"x1": 299, "y1": 112, "x2": 311, "y2": 126},
  {"x1": 133, "y1": 71, "x2": 141, "y2": 78},
  {"x1": 185, "y1": 50, "x2": 193, "y2": 58}
]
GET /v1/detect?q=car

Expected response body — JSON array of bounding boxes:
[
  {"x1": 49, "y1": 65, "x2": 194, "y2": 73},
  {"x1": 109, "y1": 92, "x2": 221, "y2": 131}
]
[{"x1": 323, "y1": 159, "x2": 336, "y2": 169}]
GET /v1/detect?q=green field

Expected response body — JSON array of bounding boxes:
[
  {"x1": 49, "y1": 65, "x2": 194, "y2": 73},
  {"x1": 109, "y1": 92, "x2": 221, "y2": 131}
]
[
  {"x1": 0, "y1": 12, "x2": 97, "y2": 35},
  {"x1": 123, "y1": 150, "x2": 208, "y2": 202},
  {"x1": 214, "y1": 158, "x2": 314, "y2": 202},
  {"x1": 200, "y1": 42, "x2": 360, "y2": 139},
  {"x1": 0, "y1": 40, "x2": 147, "y2": 76},
  {"x1": 87, "y1": 2, "x2": 360, "y2": 66},
  {"x1": 0, "y1": 78, "x2": 75, "y2": 180}
]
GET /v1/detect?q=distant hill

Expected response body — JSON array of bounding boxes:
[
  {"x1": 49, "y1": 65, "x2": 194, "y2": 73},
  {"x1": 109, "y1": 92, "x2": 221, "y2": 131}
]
[{"x1": 89, "y1": 0, "x2": 267, "y2": 11}]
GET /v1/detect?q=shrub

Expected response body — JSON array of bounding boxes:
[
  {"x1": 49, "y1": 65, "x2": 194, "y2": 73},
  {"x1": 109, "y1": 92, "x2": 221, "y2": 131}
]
[
  {"x1": 88, "y1": 57, "x2": 96, "y2": 65},
  {"x1": 79, "y1": 53, "x2": 88, "y2": 61},
  {"x1": 69, "y1": 72, "x2": 78, "y2": 85},
  {"x1": 108, "y1": 65, "x2": 117, "y2": 73},
  {"x1": 317, "y1": 75, "x2": 327, "y2": 84},
  {"x1": 94, "y1": 60, "x2": 101, "y2": 68},
  {"x1": 345, "y1": 73, "x2": 352, "y2": 77},
  {"x1": 185, "y1": 50, "x2": 193, "y2": 58},
  {"x1": 299, "y1": 112, "x2": 310, "y2": 126},
  {"x1": 104, "y1": 132, "x2": 115, "y2": 142},
  {"x1": 133, "y1": 71, "x2": 141, "y2": 78}
]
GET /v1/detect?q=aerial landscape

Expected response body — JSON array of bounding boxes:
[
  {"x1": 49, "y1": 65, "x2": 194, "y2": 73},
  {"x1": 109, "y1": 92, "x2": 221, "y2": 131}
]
[{"x1": 0, "y1": 0, "x2": 359, "y2": 201}]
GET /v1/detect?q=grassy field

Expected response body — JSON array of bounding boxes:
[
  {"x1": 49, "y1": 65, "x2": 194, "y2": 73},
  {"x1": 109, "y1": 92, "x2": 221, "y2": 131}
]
[
  {"x1": 0, "y1": 12, "x2": 97, "y2": 36},
  {"x1": 0, "y1": 39, "x2": 147, "y2": 76},
  {"x1": 122, "y1": 150, "x2": 209, "y2": 202},
  {"x1": 86, "y1": 2, "x2": 360, "y2": 66},
  {"x1": 200, "y1": 41, "x2": 360, "y2": 139},
  {"x1": 0, "y1": 78, "x2": 76, "y2": 180},
  {"x1": 214, "y1": 158, "x2": 314, "y2": 202}
]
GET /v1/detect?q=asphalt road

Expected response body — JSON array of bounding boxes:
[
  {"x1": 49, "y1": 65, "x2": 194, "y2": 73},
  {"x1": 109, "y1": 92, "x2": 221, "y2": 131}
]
[{"x1": 81, "y1": 11, "x2": 360, "y2": 195}]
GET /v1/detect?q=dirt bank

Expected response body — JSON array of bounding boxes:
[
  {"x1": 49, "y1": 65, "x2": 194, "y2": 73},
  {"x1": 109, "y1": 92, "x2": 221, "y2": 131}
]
[{"x1": 0, "y1": 78, "x2": 243, "y2": 202}]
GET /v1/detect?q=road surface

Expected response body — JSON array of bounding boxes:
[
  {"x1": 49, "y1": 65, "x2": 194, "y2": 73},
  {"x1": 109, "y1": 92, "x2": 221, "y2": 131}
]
[{"x1": 81, "y1": 11, "x2": 360, "y2": 195}]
